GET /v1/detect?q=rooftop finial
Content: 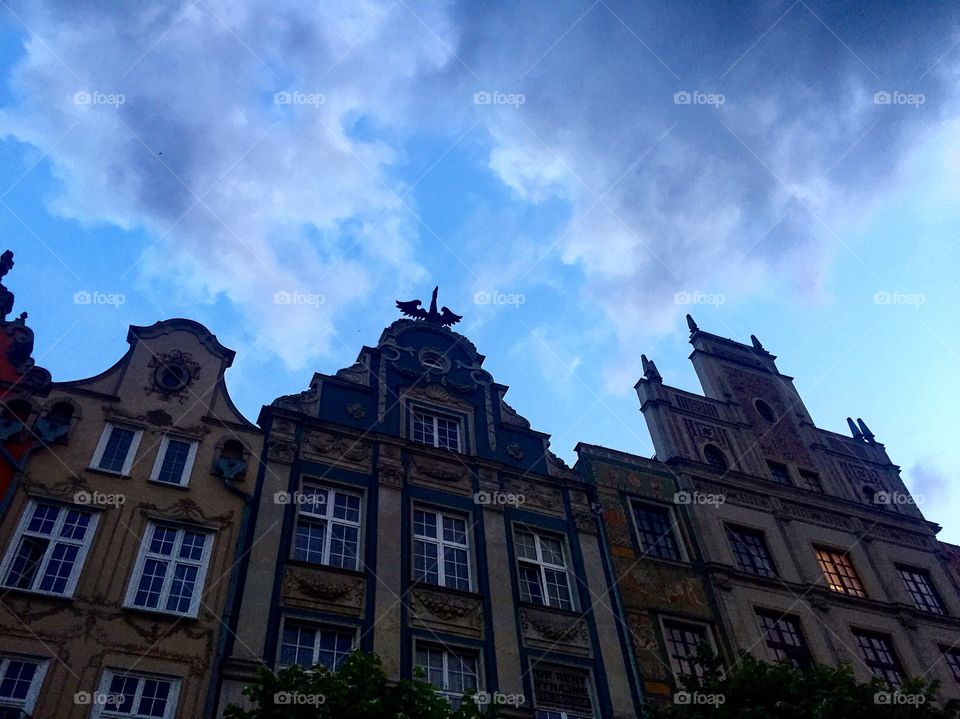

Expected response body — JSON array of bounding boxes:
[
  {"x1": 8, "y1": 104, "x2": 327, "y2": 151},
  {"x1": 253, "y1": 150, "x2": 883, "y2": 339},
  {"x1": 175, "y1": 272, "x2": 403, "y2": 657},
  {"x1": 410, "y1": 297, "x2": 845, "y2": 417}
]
[
  {"x1": 857, "y1": 418, "x2": 876, "y2": 443},
  {"x1": 751, "y1": 334, "x2": 764, "y2": 351},
  {"x1": 396, "y1": 286, "x2": 462, "y2": 327},
  {"x1": 686, "y1": 314, "x2": 698, "y2": 334},
  {"x1": 0, "y1": 250, "x2": 14, "y2": 321},
  {"x1": 847, "y1": 417, "x2": 863, "y2": 440},
  {"x1": 641, "y1": 354, "x2": 662, "y2": 382}
]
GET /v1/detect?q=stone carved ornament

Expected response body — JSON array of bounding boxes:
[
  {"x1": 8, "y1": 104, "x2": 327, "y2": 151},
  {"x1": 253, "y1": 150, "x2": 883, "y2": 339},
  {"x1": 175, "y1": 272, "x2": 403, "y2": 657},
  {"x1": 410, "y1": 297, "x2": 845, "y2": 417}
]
[
  {"x1": 284, "y1": 569, "x2": 363, "y2": 606},
  {"x1": 413, "y1": 589, "x2": 483, "y2": 626},
  {"x1": 522, "y1": 610, "x2": 588, "y2": 643}
]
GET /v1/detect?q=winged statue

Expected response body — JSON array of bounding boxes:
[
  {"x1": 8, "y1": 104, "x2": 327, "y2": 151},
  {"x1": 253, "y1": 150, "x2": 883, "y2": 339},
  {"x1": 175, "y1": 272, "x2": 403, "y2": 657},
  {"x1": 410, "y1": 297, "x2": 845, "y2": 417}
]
[{"x1": 396, "y1": 286, "x2": 462, "y2": 327}]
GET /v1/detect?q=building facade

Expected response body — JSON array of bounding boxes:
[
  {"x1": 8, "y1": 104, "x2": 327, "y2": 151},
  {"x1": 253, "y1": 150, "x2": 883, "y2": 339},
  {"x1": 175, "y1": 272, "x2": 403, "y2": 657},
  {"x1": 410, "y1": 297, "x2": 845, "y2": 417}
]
[
  {"x1": 634, "y1": 315, "x2": 960, "y2": 698},
  {"x1": 0, "y1": 317, "x2": 260, "y2": 718},
  {"x1": 0, "y1": 251, "x2": 52, "y2": 507},
  {"x1": 217, "y1": 298, "x2": 641, "y2": 718},
  {"x1": 0, "y1": 262, "x2": 958, "y2": 717},
  {"x1": 574, "y1": 444, "x2": 728, "y2": 707}
]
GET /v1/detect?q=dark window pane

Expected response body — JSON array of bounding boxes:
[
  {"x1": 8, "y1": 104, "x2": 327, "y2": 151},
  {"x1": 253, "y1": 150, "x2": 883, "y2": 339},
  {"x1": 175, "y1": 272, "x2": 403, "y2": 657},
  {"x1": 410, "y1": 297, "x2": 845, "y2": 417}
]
[{"x1": 631, "y1": 503, "x2": 681, "y2": 561}]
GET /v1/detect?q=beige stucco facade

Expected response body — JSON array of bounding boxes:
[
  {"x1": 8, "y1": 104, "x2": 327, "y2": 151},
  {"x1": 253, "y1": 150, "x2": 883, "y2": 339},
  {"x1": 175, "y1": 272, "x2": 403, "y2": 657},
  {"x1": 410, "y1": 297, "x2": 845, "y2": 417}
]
[{"x1": 0, "y1": 319, "x2": 260, "y2": 718}]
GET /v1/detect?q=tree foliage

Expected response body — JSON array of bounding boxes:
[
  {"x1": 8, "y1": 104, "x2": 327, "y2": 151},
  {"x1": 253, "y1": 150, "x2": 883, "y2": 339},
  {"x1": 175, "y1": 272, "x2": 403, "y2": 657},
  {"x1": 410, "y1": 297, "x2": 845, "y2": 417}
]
[
  {"x1": 224, "y1": 651, "x2": 491, "y2": 719},
  {"x1": 653, "y1": 654, "x2": 960, "y2": 719}
]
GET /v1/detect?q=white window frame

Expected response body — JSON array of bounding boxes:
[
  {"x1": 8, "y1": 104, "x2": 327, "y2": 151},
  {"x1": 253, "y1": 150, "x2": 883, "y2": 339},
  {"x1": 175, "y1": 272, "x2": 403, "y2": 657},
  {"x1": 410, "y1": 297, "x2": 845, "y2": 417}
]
[
  {"x1": 0, "y1": 499, "x2": 99, "y2": 597},
  {"x1": 659, "y1": 617, "x2": 718, "y2": 681},
  {"x1": 91, "y1": 669, "x2": 181, "y2": 719},
  {"x1": 411, "y1": 408, "x2": 463, "y2": 452},
  {"x1": 0, "y1": 654, "x2": 48, "y2": 715},
  {"x1": 412, "y1": 505, "x2": 473, "y2": 591},
  {"x1": 148, "y1": 435, "x2": 199, "y2": 487},
  {"x1": 514, "y1": 527, "x2": 574, "y2": 610},
  {"x1": 124, "y1": 522, "x2": 214, "y2": 618},
  {"x1": 414, "y1": 641, "x2": 481, "y2": 707},
  {"x1": 292, "y1": 484, "x2": 363, "y2": 570},
  {"x1": 91, "y1": 422, "x2": 144, "y2": 475},
  {"x1": 277, "y1": 619, "x2": 357, "y2": 671}
]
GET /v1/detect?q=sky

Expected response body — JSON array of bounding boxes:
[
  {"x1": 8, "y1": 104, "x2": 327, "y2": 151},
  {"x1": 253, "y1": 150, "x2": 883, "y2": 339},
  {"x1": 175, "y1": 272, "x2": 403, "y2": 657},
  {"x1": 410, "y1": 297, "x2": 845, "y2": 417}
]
[{"x1": 0, "y1": 1, "x2": 958, "y2": 540}]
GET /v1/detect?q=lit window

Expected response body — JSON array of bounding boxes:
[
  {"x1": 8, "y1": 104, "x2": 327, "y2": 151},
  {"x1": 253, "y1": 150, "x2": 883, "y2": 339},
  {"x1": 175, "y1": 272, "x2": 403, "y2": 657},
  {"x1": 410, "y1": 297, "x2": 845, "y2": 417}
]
[
  {"x1": 416, "y1": 644, "x2": 478, "y2": 708},
  {"x1": 413, "y1": 507, "x2": 471, "y2": 591},
  {"x1": 412, "y1": 410, "x2": 461, "y2": 451},
  {"x1": 292, "y1": 485, "x2": 362, "y2": 570},
  {"x1": 0, "y1": 656, "x2": 47, "y2": 716},
  {"x1": 853, "y1": 631, "x2": 904, "y2": 687},
  {"x1": 515, "y1": 529, "x2": 573, "y2": 610},
  {"x1": 815, "y1": 547, "x2": 866, "y2": 598},
  {"x1": 0, "y1": 500, "x2": 98, "y2": 596},
  {"x1": 630, "y1": 502, "x2": 682, "y2": 561},
  {"x1": 727, "y1": 526, "x2": 777, "y2": 577},
  {"x1": 766, "y1": 461, "x2": 791, "y2": 486},
  {"x1": 125, "y1": 523, "x2": 212, "y2": 617},
  {"x1": 897, "y1": 566, "x2": 945, "y2": 615},
  {"x1": 92, "y1": 670, "x2": 180, "y2": 719},
  {"x1": 149, "y1": 436, "x2": 198, "y2": 487},
  {"x1": 663, "y1": 620, "x2": 712, "y2": 680},
  {"x1": 279, "y1": 623, "x2": 354, "y2": 671},
  {"x1": 91, "y1": 423, "x2": 143, "y2": 475},
  {"x1": 756, "y1": 611, "x2": 811, "y2": 668},
  {"x1": 797, "y1": 469, "x2": 823, "y2": 492}
]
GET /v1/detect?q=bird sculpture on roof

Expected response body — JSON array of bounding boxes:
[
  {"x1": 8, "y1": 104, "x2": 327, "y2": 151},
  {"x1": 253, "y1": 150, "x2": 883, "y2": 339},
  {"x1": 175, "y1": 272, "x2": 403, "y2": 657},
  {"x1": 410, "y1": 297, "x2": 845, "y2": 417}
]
[{"x1": 396, "y1": 286, "x2": 462, "y2": 327}]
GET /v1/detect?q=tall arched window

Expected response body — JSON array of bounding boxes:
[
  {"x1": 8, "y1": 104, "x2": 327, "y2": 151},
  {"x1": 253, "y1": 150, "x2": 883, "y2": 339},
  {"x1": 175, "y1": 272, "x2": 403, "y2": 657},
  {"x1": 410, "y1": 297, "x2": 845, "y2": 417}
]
[{"x1": 703, "y1": 444, "x2": 728, "y2": 472}]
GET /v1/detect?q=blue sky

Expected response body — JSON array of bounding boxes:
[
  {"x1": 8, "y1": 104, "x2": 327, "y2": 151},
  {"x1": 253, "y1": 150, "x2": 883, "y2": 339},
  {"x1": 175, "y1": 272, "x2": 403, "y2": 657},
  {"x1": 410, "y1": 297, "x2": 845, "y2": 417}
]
[{"x1": 0, "y1": 1, "x2": 958, "y2": 541}]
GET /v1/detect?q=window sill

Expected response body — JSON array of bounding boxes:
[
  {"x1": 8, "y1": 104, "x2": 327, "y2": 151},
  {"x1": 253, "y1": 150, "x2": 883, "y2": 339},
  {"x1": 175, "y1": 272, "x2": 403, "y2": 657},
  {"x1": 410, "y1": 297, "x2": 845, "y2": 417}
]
[
  {"x1": 285, "y1": 559, "x2": 366, "y2": 579},
  {"x1": 122, "y1": 604, "x2": 199, "y2": 621},
  {"x1": 0, "y1": 585, "x2": 75, "y2": 601},
  {"x1": 517, "y1": 600, "x2": 580, "y2": 616},
  {"x1": 86, "y1": 466, "x2": 130, "y2": 479},
  {"x1": 408, "y1": 579, "x2": 480, "y2": 599},
  {"x1": 147, "y1": 478, "x2": 191, "y2": 490}
]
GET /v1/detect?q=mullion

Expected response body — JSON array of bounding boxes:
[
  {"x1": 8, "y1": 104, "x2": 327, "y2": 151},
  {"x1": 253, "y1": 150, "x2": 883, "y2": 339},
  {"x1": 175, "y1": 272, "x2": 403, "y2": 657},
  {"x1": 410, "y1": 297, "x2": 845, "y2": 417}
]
[{"x1": 159, "y1": 530, "x2": 184, "y2": 612}]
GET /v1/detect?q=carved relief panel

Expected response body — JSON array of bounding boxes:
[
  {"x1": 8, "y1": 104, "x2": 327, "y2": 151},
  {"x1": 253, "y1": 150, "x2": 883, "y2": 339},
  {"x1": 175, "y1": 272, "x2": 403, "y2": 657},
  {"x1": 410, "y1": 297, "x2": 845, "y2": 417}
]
[
  {"x1": 408, "y1": 586, "x2": 483, "y2": 638},
  {"x1": 282, "y1": 565, "x2": 365, "y2": 616},
  {"x1": 520, "y1": 607, "x2": 591, "y2": 657}
]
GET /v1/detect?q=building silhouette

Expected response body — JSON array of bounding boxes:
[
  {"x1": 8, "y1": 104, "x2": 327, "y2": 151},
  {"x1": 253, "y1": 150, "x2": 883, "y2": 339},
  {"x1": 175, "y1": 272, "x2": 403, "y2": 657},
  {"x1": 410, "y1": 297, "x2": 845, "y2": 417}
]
[{"x1": 0, "y1": 258, "x2": 957, "y2": 717}]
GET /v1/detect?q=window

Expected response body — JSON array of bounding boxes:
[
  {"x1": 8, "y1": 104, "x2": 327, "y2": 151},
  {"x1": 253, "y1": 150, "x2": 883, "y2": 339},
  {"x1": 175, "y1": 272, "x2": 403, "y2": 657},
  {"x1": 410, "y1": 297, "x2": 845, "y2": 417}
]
[
  {"x1": 0, "y1": 500, "x2": 98, "y2": 596},
  {"x1": 149, "y1": 436, "x2": 198, "y2": 487},
  {"x1": 797, "y1": 469, "x2": 823, "y2": 492},
  {"x1": 92, "y1": 670, "x2": 180, "y2": 719},
  {"x1": 727, "y1": 526, "x2": 777, "y2": 577},
  {"x1": 815, "y1": 547, "x2": 866, "y2": 598},
  {"x1": 412, "y1": 410, "x2": 461, "y2": 451},
  {"x1": 515, "y1": 529, "x2": 573, "y2": 610},
  {"x1": 279, "y1": 622, "x2": 355, "y2": 671},
  {"x1": 663, "y1": 620, "x2": 711, "y2": 680},
  {"x1": 897, "y1": 566, "x2": 945, "y2": 615},
  {"x1": 766, "y1": 461, "x2": 791, "y2": 486},
  {"x1": 0, "y1": 656, "x2": 47, "y2": 717},
  {"x1": 630, "y1": 502, "x2": 682, "y2": 561},
  {"x1": 416, "y1": 644, "x2": 478, "y2": 708},
  {"x1": 126, "y1": 523, "x2": 212, "y2": 617},
  {"x1": 756, "y1": 611, "x2": 811, "y2": 668},
  {"x1": 853, "y1": 631, "x2": 904, "y2": 686},
  {"x1": 413, "y1": 507, "x2": 471, "y2": 591},
  {"x1": 944, "y1": 647, "x2": 960, "y2": 684},
  {"x1": 754, "y1": 399, "x2": 777, "y2": 422},
  {"x1": 292, "y1": 485, "x2": 362, "y2": 570},
  {"x1": 702, "y1": 444, "x2": 728, "y2": 472},
  {"x1": 91, "y1": 423, "x2": 143, "y2": 475},
  {"x1": 535, "y1": 711, "x2": 592, "y2": 719}
]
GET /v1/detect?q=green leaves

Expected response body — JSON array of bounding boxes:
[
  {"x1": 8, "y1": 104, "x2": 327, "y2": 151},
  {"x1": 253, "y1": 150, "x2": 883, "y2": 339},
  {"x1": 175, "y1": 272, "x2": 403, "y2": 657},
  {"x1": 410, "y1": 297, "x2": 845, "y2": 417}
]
[
  {"x1": 654, "y1": 656, "x2": 960, "y2": 719},
  {"x1": 224, "y1": 652, "x2": 492, "y2": 719}
]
